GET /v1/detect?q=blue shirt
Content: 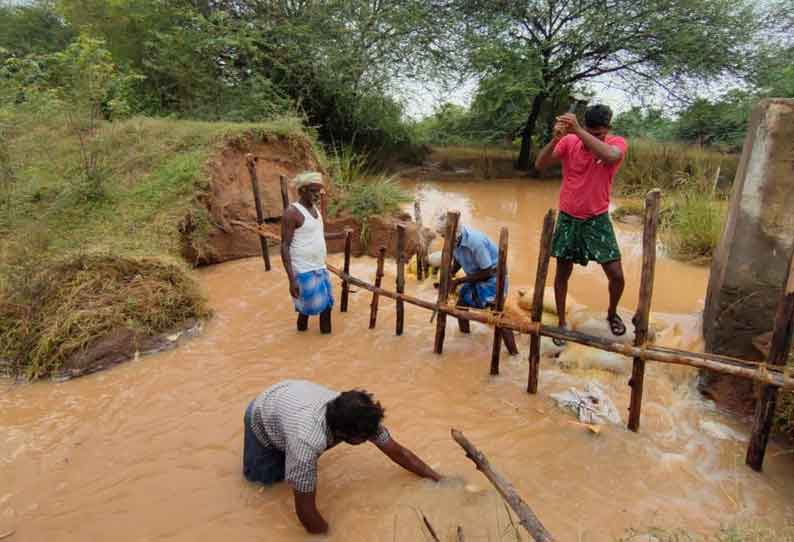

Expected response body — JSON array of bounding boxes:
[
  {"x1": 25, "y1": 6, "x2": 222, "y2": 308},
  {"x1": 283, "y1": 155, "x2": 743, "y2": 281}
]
[{"x1": 453, "y1": 225, "x2": 498, "y2": 274}]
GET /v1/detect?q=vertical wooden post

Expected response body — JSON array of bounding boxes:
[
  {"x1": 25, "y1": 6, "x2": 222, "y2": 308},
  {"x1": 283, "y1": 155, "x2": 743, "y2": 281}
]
[
  {"x1": 414, "y1": 200, "x2": 425, "y2": 281},
  {"x1": 628, "y1": 189, "x2": 661, "y2": 432},
  {"x1": 746, "y1": 244, "x2": 794, "y2": 471},
  {"x1": 279, "y1": 174, "x2": 290, "y2": 211},
  {"x1": 246, "y1": 154, "x2": 271, "y2": 271},
  {"x1": 340, "y1": 230, "x2": 352, "y2": 312},
  {"x1": 320, "y1": 192, "x2": 328, "y2": 219},
  {"x1": 396, "y1": 224, "x2": 406, "y2": 336},
  {"x1": 490, "y1": 227, "x2": 509, "y2": 375},
  {"x1": 434, "y1": 211, "x2": 460, "y2": 354},
  {"x1": 369, "y1": 247, "x2": 386, "y2": 329},
  {"x1": 528, "y1": 210, "x2": 556, "y2": 393}
]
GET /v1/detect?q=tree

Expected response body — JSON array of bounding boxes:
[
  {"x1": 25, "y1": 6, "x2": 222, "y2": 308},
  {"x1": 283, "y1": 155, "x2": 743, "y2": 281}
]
[
  {"x1": 455, "y1": 0, "x2": 764, "y2": 170},
  {"x1": 0, "y1": 0, "x2": 73, "y2": 56}
]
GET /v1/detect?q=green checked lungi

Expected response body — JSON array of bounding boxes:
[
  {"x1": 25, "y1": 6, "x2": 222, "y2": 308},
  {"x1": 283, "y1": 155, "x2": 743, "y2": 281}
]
[{"x1": 551, "y1": 211, "x2": 621, "y2": 266}]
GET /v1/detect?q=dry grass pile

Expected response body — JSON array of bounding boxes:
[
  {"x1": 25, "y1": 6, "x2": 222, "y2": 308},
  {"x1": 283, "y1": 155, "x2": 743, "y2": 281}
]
[{"x1": 0, "y1": 253, "x2": 209, "y2": 379}]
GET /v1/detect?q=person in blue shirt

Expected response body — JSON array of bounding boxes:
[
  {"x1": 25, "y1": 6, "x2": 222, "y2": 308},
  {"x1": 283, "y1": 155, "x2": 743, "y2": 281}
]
[{"x1": 436, "y1": 214, "x2": 519, "y2": 355}]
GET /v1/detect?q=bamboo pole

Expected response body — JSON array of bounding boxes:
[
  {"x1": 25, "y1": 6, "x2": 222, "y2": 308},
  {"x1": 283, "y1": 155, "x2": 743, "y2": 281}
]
[
  {"x1": 340, "y1": 230, "x2": 352, "y2": 312},
  {"x1": 323, "y1": 264, "x2": 794, "y2": 390},
  {"x1": 746, "y1": 244, "x2": 794, "y2": 471},
  {"x1": 414, "y1": 200, "x2": 425, "y2": 281},
  {"x1": 434, "y1": 211, "x2": 460, "y2": 354},
  {"x1": 628, "y1": 189, "x2": 661, "y2": 432},
  {"x1": 245, "y1": 154, "x2": 271, "y2": 271},
  {"x1": 451, "y1": 429, "x2": 555, "y2": 542},
  {"x1": 396, "y1": 224, "x2": 406, "y2": 336},
  {"x1": 279, "y1": 174, "x2": 290, "y2": 211},
  {"x1": 369, "y1": 247, "x2": 386, "y2": 329},
  {"x1": 528, "y1": 210, "x2": 556, "y2": 393},
  {"x1": 490, "y1": 227, "x2": 509, "y2": 375}
]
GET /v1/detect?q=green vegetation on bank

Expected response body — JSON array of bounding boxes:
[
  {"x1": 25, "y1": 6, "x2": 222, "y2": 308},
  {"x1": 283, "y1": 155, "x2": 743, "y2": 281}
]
[{"x1": 0, "y1": 106, "x2": 316, "y2": 378}]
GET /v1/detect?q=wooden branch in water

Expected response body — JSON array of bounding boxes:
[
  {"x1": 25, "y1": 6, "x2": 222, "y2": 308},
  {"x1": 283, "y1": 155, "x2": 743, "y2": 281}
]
[
  {"x1": 340, "y1": 230, "x2": 352, "y2": 312},
  {"x1": 746, "y1": 243, "x2": 794, "y2": 471},
  {"x1": 434, "y1": 211, "x2": 459, "y2": 354},
  {"x1": 491, "y1": 227, "x2": 509, "y2": 375},
  {"x1": 451, "y1": 429, "x2": 555, "y2": 542},
  {"x1": 369, "y1": 247, "x2": 386, "y2": 329},
  {"x1": 528, "y1": 209, "x2": 555, "y2": 393},
  {"x1": 456, "y1": 526, "x2": 465, "y2": 542},
  {"x1": 279, "y1": 174, "x2": 290, "y2": 211},
  {"x1": 396, "y1": 224, "x2": 406, "y2": 336},
  {"x1": 628, "y1": 189, "x2": 661, "y2": 432},
  {"x1": 420, "y1": 511, "x2": 440, "y2": 542},
  {"x1": 245, "y1": 154, "x2": 271, "y2": 271}
]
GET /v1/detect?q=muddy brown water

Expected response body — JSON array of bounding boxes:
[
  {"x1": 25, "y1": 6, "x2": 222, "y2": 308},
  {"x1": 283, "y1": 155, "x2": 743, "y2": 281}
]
[{"x1": 2, "y1": 178, "x2": 793, "y2": 542}]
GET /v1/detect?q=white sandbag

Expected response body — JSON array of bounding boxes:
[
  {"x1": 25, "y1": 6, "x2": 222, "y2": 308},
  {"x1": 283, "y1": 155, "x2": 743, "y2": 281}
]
[
  {"x1": 551, "y1": 381, "x2": 622, "y2": 425},
  {"x1": 516, "y1": 287, "x2": 577, "y2": 315},
  {"x1": 555, "y1": 343, "x2": 631, "y2": 374},
  {"x1": 427, "y1": 250, "x2": 442, "y2": 268}
]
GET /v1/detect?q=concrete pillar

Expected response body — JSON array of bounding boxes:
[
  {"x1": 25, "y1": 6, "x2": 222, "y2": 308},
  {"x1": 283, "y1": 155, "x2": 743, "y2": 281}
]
[{"x1": 704, "y1": 99, "x2": 794, "y2": 371}]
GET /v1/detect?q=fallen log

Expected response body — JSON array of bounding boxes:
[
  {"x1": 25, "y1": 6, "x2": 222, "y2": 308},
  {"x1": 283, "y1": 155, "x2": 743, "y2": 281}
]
[{"x1": 451, "y1": 429, "x2": 555, "y2": 542}]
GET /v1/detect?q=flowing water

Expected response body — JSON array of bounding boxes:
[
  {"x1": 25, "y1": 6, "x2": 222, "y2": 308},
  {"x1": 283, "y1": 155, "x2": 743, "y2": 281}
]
[{"x1": 2, "y1": 178, "x2": 793, "y2": 542}]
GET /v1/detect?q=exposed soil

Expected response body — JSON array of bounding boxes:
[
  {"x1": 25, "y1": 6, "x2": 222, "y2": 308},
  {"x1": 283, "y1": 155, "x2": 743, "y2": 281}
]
[{"x1": 181, "y1": 136, "x2": 433, "y2": 265}]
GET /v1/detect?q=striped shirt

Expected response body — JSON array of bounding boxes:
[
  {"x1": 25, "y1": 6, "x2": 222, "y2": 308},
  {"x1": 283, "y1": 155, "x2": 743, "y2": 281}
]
[{"x1": 249, "y1": 380, "x2": 391, "y2": 493}]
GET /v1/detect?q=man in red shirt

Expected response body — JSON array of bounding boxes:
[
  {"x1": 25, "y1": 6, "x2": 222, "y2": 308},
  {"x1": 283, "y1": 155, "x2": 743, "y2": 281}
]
[{"x1": 534, "y1": 104, "x2": 628, "y2": 342}]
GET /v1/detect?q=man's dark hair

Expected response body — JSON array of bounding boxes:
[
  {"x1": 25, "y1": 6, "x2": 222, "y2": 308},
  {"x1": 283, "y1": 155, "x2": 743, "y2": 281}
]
[
  {"x1": 584, "y1": 104, "x2": 613, "y2": 128},
  {"x1": 326, "y1": 390, "x2": 385, "y2": 439}
]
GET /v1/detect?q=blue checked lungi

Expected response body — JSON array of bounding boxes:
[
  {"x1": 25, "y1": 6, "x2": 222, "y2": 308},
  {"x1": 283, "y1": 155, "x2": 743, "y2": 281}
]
[
  {"x1": 458, "y1": 276, "x2": 506, "y2": 309},
  {"x1": 293, "y1": 268, "x2": 334, "y2": 315}
]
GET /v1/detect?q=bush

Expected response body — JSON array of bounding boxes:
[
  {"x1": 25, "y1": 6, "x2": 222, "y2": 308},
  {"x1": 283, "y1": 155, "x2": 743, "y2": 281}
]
[
  {"x1": 327, "y1": 147, "x2": 412, "y2": 239},
  {"x1": 664, "y1": 191, "x2": 726, "y2": 262}
]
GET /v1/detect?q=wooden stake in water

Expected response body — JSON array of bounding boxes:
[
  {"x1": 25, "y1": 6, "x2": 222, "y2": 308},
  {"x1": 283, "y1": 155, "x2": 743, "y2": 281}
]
[
  {"x1": 434, "y1": 211, "x2": 460, "y2": 354},
  {"x1": 628, "y1": 189, "x2": 661, "y2": 432},
  {"x1": 279, "y1": 174, "x2": 290, "y2": 211},
  {"x1": 414, "y1": 199, "x2": 425, "y2": 281},
  {"x1": 396, "y1": 224, "x2": 406, "y2": 336},
  {"x1": 245, "y1": 154, "x2": 271, "y2": 271},
  {"x1": 369, "y1": 247, "x2": 386, "y2": 329},
  {"x1": 340, "y1": 230, "x2": 352, "y2": 312},
  {"x1": 528, "y1": 210, "x2": 555, "y2": 393},
  {"x1": 746, "y1": 243, "x2": 794, "y2": 471},
  {"x1": 490, "y1": 227, "x2": 509, "y2": 375}
]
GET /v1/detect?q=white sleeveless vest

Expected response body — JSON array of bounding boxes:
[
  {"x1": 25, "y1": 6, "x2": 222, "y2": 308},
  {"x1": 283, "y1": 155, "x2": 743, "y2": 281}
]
[{"x1": 289, "y1": 202, "x2": 327, "y2": 274}]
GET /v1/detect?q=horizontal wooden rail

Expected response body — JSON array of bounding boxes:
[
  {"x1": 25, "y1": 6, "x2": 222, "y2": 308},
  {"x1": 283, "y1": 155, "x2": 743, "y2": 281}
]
[{"x1": 327, "y1": 266, "x2": 793, "y2": 390}]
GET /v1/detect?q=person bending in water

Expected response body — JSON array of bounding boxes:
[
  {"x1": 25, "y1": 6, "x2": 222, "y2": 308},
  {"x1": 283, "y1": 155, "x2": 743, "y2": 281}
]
[
  {"x1": 435, "y1": 213, "x2": 519, "y2": 355},
  {"x1": 534, "y1": 104, "x2": 629, "y2": 344},
  {"x1": 281, "y1": 172, "x2": 347, "y2": 334},
  {"x1": 243, "y1": 379, "x2": 441, "y2": 534}
]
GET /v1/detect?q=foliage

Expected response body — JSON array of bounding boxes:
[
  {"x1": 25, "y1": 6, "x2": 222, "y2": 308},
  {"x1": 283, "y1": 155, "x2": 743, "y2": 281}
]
[
  {"x1": 454, "y1": 0, "x2": 767, "y2": 169},
  {"x1": 673, "y1": 94, "x2": 752, "y2": 150},
  {"x1": 328, "y1": 147, "x2": 412, "y2": 239},
  {"x1": 0, "y1": 0, "x2": 74, "y2": 56},
  {"x1": 614, "y1": 139, "x2": 738, "y2": 198},
  {"x1": 663, "y1": 191, "x2": 726, "y2": 262},
  {"x1": 0, "y1": 252, "x2": 209, "y2": 379},
  {"x1": 613, "y1": 107, "x2": 676, "y2": 141}
]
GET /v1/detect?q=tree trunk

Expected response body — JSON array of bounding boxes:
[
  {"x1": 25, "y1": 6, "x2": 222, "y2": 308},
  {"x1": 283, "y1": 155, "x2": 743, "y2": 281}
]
[{"x1": 515, "y1": 92, "x2": 547, "y2": 171}]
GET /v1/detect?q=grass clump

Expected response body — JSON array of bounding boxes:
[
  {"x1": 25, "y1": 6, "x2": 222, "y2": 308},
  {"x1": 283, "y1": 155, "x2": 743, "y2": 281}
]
[
  {"x1": 0, "y1": 251, "x2": 210, "y2": 379},
  {"x1": 664, "y1": 192, "x2": 726, "y2": 262},
  {"x1": 616, "y1": 139, "x2": 738, "y2": 198},
  {"x1": 327, "y1": 147, "x2": 412, "y2": 240}
]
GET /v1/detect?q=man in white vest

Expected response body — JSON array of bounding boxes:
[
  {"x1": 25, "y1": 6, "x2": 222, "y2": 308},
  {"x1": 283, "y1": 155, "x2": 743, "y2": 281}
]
[{"x1": 280, "y1": 172, "x2": 346, "y2": 333}]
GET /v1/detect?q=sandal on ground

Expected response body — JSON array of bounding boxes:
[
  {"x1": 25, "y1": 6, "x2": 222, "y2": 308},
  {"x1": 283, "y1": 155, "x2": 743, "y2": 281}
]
[{"x1": 607, "y1": 313, "x2": 627, "y2": 336}]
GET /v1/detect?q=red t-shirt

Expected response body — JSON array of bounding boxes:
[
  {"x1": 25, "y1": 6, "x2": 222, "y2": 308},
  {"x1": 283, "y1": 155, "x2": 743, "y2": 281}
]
[{"x1": 553, "y1": 134, "x2": 628, "y2": 219}]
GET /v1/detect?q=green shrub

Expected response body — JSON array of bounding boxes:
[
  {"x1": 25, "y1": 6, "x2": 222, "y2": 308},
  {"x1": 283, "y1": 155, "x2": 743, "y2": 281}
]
[{"x1": 664, "y1": 191, "x2": 726, "y2": 262}]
